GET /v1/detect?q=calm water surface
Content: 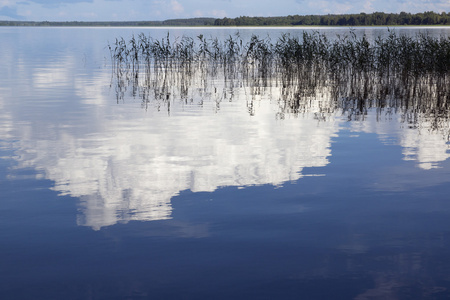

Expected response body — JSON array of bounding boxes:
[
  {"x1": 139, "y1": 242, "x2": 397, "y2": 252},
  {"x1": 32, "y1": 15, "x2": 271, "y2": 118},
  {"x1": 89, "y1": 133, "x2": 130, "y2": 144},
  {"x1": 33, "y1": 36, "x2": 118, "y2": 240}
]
[{"x1": 1, "y1": 26, "x2": 450, "y2": 299}]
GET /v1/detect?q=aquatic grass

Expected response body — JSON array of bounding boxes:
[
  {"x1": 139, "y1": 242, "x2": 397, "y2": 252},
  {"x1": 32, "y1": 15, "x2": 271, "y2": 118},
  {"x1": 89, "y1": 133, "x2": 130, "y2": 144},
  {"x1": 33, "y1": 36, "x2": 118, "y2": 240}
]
[
  {"x1": 109, "y1": 30, "x2": 450, "y2": 132},
  {"x1": 109, "y1": 30, "x2": 450, "y2": 76}
]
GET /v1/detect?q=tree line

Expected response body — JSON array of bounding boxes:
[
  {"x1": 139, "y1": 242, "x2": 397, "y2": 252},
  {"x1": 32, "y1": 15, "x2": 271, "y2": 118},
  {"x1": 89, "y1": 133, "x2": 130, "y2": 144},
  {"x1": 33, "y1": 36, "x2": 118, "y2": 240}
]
[
  {"x1": 214, "y1": 12, "x2": 450, "y2": 26},
  {"x1": 0, "y1": 18, "x2": 216, "y2": 27},
  {"x1": 1, "y1": 12, "x2": 449, "y2": 27}
]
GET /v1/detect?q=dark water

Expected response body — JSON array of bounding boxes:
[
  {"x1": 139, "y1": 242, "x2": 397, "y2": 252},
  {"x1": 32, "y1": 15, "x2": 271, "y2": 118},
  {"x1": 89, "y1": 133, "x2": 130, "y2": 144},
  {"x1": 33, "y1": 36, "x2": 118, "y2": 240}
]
[{"x1": 1, "y1": 26, "x2": 450, "y2": 299}]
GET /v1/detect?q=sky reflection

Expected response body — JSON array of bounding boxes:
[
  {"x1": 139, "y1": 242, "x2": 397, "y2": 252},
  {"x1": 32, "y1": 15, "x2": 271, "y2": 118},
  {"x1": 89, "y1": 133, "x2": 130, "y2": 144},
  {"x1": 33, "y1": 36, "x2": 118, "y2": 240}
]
[{"x1": 0, "y1": 27, "x2": 449, "y2": 231}]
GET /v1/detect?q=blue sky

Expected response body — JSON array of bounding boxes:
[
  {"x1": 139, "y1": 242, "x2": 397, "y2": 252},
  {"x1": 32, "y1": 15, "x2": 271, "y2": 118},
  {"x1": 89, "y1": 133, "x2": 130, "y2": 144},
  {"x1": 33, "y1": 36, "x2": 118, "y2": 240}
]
[{"x1": 1, "y1": 0, "x2": 449, "y2": 21}]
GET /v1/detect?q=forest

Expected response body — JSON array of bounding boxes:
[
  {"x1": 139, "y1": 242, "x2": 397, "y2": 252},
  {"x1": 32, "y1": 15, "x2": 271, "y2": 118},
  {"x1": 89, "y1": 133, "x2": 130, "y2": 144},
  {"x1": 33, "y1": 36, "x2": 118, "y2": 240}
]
[
  {"x1": 0, "y1": 18, "x2": 216, "y2": 27},
  {"x1": 214, "y1": 11, "x2": 450, "y2": 26},
  {"x1": 1, "y1": 12, "x2": 449, "y2": 27}
]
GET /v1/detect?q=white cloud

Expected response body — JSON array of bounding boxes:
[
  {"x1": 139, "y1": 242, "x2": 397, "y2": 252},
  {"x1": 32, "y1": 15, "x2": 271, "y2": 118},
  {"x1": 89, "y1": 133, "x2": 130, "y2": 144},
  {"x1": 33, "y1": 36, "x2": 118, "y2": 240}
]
[
  {"x1": 0, "y1": 0, "x2": 14, "y2": 6},
  {"x1": 362, "y1": 0, "x2": 375, "y2": 13},
  {"x1": 11, "y1": 82, "x2": 338, "y2": 229},
  {"x1": 171, "y1": 0, "x2": 183, "y2": 14},
  {"x1": 3, "y1": 0, "x2": 449, "y2": 21},
  {"x1": 193, "y1": 9, "x2": 227, "y2": 18},
  {"x1": 211, "y1": 9, "x2": 227, "y2": 17}
]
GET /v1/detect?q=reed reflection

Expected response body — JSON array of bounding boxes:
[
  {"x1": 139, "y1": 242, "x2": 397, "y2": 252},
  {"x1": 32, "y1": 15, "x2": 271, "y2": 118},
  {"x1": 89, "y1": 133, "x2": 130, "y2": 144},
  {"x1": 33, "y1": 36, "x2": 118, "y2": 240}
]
[
  {"x1": 111, "y1": 30, "x2": 450, "y2": 130},
  {"x1": 4, "y1": 30, "x2": 450, "y2": 231},
  {"x1": 111, "y1": 30, "x2": 450, "y2": 165}
]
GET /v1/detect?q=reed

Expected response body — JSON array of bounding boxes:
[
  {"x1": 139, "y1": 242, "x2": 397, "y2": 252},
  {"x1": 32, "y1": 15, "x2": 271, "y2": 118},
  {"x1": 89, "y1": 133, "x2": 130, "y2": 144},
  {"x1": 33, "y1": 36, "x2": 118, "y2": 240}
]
[
  {"x1": 109, "y1": 30, "x2": 450, "y2": 75},
  {"x1": 108, "y1": 30, "x2": 450, "y2": 131}
]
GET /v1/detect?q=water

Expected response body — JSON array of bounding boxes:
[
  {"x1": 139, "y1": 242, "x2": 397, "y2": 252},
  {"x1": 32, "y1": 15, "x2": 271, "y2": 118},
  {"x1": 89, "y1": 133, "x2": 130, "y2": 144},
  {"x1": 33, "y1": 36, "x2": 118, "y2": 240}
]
[{"x1": 1, "y1": 26, "x2": 450, "y2": 299}]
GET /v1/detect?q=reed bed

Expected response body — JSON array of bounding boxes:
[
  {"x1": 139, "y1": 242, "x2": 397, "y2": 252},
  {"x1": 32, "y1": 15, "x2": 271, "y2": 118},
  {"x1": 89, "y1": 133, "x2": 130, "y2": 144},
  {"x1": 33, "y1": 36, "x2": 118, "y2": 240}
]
[
  {"x1": 109, "y1": 30, "x2": 450, "y2": 134},
  {"x1": 109, "y1": 31, "x2": 450, "y2": 77}
]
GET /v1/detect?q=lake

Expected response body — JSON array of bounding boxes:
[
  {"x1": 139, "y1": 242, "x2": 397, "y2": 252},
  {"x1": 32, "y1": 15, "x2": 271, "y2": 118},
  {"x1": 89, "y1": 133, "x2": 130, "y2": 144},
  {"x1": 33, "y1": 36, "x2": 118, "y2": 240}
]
[{"x1": 1, "y1": 26, "x2": 450, "y2": 299}]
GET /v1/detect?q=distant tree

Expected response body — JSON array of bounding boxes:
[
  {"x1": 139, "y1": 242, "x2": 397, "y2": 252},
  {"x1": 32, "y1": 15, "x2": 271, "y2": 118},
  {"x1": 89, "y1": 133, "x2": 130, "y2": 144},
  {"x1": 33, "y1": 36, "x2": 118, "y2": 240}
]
[{"x1": 1, "y1": 11, "x2": 448, "y2": 27}]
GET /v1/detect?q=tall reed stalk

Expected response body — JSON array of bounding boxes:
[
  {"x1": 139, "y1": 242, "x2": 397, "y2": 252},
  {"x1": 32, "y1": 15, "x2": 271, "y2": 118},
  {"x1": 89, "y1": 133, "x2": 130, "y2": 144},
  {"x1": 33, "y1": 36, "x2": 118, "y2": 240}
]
[{"x1": 108, "y1": 30, "x2": 450, "y2": 132}]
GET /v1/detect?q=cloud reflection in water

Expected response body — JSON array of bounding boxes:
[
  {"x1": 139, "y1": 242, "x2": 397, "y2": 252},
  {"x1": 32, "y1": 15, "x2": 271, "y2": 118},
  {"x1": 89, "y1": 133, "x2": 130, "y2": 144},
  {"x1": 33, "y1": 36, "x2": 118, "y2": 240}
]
[{"x1": 1, "y1": 32, "x2": 450, "y2": 230}]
